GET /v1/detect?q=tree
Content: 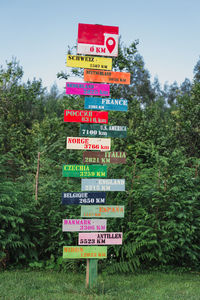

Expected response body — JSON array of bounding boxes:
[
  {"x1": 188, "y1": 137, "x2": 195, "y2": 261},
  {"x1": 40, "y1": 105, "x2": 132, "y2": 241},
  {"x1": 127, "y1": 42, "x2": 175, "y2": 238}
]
[
  {"x1": 172, "y1": 82, "x2": 200, "y2": 157},
  {"x1": 193, "y1": 57, "x2": 200, "y2": 83},
  {"x1": 180, "y1": 78, "x2": 192, "y2": 96},
  {"x1": 163, "y1": 81, "x2": 181, "y2": 106},
  {"x1": 0, "y1": 59, "x2": 45, "y2": 175}
]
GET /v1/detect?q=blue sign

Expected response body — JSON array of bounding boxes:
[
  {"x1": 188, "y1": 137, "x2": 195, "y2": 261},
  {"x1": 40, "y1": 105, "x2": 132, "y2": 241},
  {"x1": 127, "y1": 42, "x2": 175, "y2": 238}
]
[
  {"x1": 85, "y1": 97, "x2": 128, "y2": 111},
  {"x1": 62, "y1": 192, "x2": 106, "y2": 205}
]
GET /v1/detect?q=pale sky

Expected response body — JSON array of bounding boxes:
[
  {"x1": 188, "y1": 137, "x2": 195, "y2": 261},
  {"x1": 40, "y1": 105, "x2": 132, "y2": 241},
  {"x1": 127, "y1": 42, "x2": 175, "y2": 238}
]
[{"x1": 1, "y1": 0, "x2": 200, "y2": 92}]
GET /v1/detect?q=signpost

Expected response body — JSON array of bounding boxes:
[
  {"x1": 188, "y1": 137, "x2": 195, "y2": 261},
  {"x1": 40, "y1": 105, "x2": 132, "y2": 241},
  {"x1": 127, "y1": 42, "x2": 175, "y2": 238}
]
[
  {"x1": 62, "y1": 219, "x2": 107, "y2": 232},
  {"x1": 83, "y1": 151, "x2": 126, "y2": 164},
  {"x1": 66, "y1": 82, "x2": 110, "y2": 96},
  {"x1": 77, "y1": 23, "x2": 119, "y2": 57},
  {"x1": 81, "y1": 179, "x2": 125, "y2": 191},
  {"x1": 64, "y1": 110, "x2": 108, "y2": 124},
  {"x1": 63, "y1": 246, "x2": 107, "y2": 259},
  {"x1": 84, "y1": 69, "x2": 130, "y2": 85},
  {"x1": 79, "y1": 232, "x2": 123, "y2": 245},
  {"x1": 66, "y1": 137, "x2": 111, "y2": 151},
  {"x1": 62, "y1": 165, "x2": 107, "y2": 178},
  {"x1": 62, "y1": 192, "x2": 106, "y2": 205},
  {"x1": 86, "y1": 259, "x2": 98, "y2": 288},
  {"x1": 63, "y1": 22, "x2": 126, "y2": 289},
  {"x1": 81, "y1": 205, "x2": 124, "y2": 218},
  {"x1": 80, "y1": 123, "x2": 127, "y2": 138},
  {"x1": 84, "y1": 97, "x2": 128, "y2": 111},
  {"x1": 66, "y1": 55, "x2": 112, "y2": 70}
]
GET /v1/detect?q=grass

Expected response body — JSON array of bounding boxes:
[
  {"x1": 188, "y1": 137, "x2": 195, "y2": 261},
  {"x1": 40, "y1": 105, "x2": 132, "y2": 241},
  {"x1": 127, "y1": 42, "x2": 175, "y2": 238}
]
[{"x1": 0, "y1": 270, "x2": 200, "y2": 300}]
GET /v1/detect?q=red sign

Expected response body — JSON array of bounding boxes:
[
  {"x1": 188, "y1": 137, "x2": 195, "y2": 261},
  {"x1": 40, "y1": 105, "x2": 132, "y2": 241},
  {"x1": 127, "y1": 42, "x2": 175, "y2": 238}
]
[
  {"x1": 64, "y1": 110, "x2": 108, "y2": 124},
  {"x1": 77, "y1": 23, "x2": 119, "y2": 57}
]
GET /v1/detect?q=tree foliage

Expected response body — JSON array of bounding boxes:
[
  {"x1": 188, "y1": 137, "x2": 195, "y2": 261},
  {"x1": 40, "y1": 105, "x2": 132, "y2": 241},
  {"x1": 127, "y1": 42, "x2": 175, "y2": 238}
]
[{"x1": 1, "y1": 44, "x2": 200, "y2": 272}]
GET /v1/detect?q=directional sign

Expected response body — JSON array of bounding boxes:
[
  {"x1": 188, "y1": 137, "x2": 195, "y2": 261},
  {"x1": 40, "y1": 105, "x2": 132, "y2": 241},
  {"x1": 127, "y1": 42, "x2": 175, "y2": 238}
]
[
  {"x1": 62, "y1": 219, "x2": 107, "y2": 232},
  {"x1": 84, "y1": 69, "x2": 130, "y2": 85},
  {"x1": 77, "y1": 23, "x2": 119, "y2": 57},
  {"x1": 63, "y1": 246, "x2": 107, "y2": 259},
  {"x1": 66, "y1": 82, "x2": 110, "y2": 96},
  {"x1": 66, "y1": 137, "x2": 111, "y2": 151},
  {"x1": 64, "y1": 110, "x2": 108, "y2": 124},
  {"x1": 79, "y1": 232, "x2": 123, "y2": 245},
  {"x1": 62, "y1": 165, "x2": 107, "y2": 178},
  {"x1": 81, "y1": 205, "x2": 125, "y2": 218},
  {"x1": 61, "y1": 192, "x2": 106, "y2": 205},
  {"x1": 66, "y1": 55, "x2": 112, "y2": 70},
  {"x1": 80, "y1": 124, "x2": 127, "y2": 138},
  {"x1": 81, "y1": 179, "x2": 125, "y2": 191},
  {"x1": 83, "y1": 151, "x2": 126, "y2": 164},
  {"x1": 84, "y1": 97, "x2": 128, "y2": 111}
]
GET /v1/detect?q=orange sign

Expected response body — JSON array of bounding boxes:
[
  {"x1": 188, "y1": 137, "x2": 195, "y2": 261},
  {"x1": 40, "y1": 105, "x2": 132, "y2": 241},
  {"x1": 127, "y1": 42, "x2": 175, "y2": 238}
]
[{"x1": 84, "y1": 69, "x2": 130, "y2": 85}]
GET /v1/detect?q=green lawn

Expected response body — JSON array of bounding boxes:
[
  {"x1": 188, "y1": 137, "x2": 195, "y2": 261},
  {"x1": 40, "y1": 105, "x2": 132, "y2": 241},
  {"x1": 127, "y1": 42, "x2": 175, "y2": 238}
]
[{"x1": 0, "y1": 270, "x2": 200, "y2": 300}]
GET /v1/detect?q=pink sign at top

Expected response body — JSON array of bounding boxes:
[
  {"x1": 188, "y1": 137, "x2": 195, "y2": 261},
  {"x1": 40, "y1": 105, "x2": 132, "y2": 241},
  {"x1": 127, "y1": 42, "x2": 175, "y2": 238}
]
[{"x1": 66, "y1": 82, "x2": 110, "y2": 96}]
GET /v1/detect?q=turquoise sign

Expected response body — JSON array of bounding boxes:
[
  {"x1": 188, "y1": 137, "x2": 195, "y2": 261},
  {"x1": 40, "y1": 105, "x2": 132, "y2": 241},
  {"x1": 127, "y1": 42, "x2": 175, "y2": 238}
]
[{"x1": 85, "y1": 97, "x2": 128, "y2": 111}]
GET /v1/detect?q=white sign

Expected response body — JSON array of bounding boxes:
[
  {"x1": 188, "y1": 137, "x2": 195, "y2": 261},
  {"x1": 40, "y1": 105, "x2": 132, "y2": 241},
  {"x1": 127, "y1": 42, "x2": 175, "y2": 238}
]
[
  {"x1": 66, "y1": 137, "x2": 111, "y2": 151},
  {"x1": 62, "y1": 219, "x2": 107, "y2": 232}
]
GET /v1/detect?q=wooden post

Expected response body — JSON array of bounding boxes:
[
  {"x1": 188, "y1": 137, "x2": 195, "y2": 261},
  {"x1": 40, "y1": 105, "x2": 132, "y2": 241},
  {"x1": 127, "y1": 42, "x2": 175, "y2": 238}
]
[
  {"x1": 86, "y1": 259, "x2": 90, "y2": 288},
  {"x1": 86, "y1": 259, "x2": 98, "y2": 288},
  {"x1": 35, "y1": 152, "x2": 40, "y2": 202}
]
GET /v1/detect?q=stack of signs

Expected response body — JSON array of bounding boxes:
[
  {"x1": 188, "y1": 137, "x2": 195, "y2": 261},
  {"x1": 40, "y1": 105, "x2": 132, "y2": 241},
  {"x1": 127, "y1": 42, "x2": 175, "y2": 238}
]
[{"x1": 63, "y1": 23, "x2": 129, "y2": 270}]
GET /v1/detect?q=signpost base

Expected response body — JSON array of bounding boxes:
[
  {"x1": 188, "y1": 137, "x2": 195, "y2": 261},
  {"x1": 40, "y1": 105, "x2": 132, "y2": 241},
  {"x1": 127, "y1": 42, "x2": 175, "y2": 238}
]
[{"x1": 86, "y1": 259, "x2": 98, "y2": 288}]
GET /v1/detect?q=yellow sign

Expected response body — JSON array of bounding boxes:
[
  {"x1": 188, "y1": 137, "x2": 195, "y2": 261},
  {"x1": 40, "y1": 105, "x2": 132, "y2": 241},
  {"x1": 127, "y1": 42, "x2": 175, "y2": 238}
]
[{"x1": 66, "y1": 55, "x2": 112, "y2": 70}]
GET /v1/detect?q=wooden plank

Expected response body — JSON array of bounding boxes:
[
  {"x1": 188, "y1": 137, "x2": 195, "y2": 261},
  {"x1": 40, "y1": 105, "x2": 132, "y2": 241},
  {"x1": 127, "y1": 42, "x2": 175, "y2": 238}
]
[
  {"x1": 80, "y1": 124, "x2": 127, "y2": 138},
  {"x1": 81, "y1": 205, "x2": 125, "y2": 218},
  {"x1": 66, "y1": 82, "x2": 110, "y2": 96},
  {"x1": 79, "y1": 232, "x2": 123, "y2": 245},
  {"x1": 61, "y1": 192, "x2": 106, "y2": 205},
  {"x1": 66, "y1": 55, "x2": 112, "y2": 70},
  {"x1": 63, "y1": 246, "x2": 107, "y2": 259},
  {"x1": 86, "y1": 259, "x2": 90, "y2": 288},
  {"x1": 64, "y1": 110, "x2": 108, "y2": 124},
  {"x1": 83, "y1": 151, "x2": 126, "y2": 164},
  {"x1": 66, "y1": 137, "x2": 111, "y2": 151},
  {"x1": 84, "y1": 69, "x2": 130, "y2": 85},
  {"x1": 77, "y1": 23, "x2": 119, "y2": 57},
  {"x1": 62, "y1": 165, "x2": 107, "y2": 178},
  {"x1": 87, "y1": 259, "x2": 98, "y2": 288},
  {"x1": 62, "y1": 219, "x2": 107, "y2": 232},
  {"x1": 35, "y1": 152, "x2": 40, "y2": 202},
  {"x1": 84, "y1": 97, "x2": 128, "y2": 111},
  {"x1": 81, "y1": 179, "x2": 125, "y2": 191}
]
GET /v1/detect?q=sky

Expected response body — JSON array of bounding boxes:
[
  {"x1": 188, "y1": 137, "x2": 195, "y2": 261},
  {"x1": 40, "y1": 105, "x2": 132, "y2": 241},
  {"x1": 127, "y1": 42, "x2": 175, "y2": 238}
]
[{"x1": 1, "y1": 0, "x2": 200, "y2": 92}]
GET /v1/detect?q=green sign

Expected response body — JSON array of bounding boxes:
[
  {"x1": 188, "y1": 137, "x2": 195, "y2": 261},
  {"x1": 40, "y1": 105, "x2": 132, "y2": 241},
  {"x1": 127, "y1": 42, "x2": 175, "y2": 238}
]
[
  {"x1": 80, "y1": 124, "x2": 127, "y2": 138},
  {"x1": 81, "y1": 205, "x2": 124, "y2": 218},
  {"x1": 62, "y1": 165, "x2": 107, "y2": 178},
  {"x1": 63, "y1": 246, "x2": 107, "y2": 259}
]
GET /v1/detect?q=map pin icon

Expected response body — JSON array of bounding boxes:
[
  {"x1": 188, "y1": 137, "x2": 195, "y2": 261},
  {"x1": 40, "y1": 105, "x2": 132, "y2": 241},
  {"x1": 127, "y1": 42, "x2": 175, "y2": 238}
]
[{"x1": 106, "y1": 37, "x2": 116, "y2": 53}]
